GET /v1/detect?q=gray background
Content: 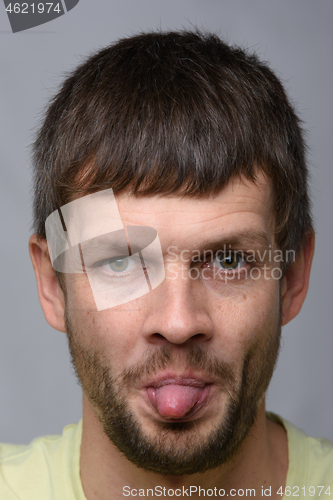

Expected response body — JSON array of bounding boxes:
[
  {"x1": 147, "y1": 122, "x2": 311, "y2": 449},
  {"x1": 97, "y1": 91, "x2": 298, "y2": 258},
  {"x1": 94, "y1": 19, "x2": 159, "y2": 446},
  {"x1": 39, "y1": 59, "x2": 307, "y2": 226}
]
[{"x1": 0, "y1": 0, "x2": 332, "y2": 445}]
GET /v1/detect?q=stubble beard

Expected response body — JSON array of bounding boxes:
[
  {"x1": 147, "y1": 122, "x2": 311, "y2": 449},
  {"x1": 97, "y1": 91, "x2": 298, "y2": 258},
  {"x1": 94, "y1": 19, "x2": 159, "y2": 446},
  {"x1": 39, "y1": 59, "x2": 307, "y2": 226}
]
[{"x1": 65, "y1": 308, "x2": 281, "y2": 476}]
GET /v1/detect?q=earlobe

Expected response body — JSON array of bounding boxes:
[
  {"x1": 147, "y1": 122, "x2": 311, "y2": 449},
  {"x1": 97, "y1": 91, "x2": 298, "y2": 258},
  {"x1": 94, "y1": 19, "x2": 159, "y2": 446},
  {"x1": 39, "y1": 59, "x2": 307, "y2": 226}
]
[
  {"x1": 281, "y1": 231, "x2": 315, "y2": 326},
  {"x1": 29, "y1": 234, "x2": 67, "y2": 333}
]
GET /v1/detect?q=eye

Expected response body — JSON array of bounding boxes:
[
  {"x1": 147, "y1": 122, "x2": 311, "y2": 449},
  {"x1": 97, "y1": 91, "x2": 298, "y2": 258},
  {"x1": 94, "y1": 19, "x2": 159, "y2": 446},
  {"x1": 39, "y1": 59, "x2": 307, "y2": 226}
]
[
  {"x1": 213, "y1": 251, "x2": 247, "y2": 271},
  {"x1": 108, "y1": 257, "x2": 130, "y2": 273},
  {"x1": 96, "y1": 255, "x2": 141, "y2": 275}
]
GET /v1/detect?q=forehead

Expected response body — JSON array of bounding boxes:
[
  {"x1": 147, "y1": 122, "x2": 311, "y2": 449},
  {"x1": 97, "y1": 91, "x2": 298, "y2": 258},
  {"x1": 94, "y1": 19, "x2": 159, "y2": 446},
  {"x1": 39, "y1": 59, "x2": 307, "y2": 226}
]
[{"x1": 115, "y1": 174, "x2": 275, "y2": 246}]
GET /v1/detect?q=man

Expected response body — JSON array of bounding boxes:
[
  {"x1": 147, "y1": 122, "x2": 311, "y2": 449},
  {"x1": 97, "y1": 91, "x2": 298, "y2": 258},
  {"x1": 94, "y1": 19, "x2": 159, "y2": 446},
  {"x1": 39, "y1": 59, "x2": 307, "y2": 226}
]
[{"x1": 0, "y1": 30, "x2": 331, "y2": 499}]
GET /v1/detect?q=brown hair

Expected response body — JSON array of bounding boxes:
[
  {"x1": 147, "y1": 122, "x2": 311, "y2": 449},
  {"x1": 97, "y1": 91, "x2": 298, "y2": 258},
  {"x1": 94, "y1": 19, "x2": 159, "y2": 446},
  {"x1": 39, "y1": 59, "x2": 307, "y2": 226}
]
[{"x1": 32, "y1": 30, "x2": 312, "y2": 259}]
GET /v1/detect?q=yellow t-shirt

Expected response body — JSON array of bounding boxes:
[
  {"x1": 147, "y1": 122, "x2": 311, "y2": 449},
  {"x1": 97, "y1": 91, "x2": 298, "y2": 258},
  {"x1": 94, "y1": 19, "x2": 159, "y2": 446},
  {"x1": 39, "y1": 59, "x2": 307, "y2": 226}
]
[
  {"x1": 269, "y1": 413, "x2": 333, "y2": 498},
  {"x1": 0, "y1": 415, "x2": 332, "y2": 499},
  {"x1": 0, "y1": 420, "x2": 85, "y2": 500}
]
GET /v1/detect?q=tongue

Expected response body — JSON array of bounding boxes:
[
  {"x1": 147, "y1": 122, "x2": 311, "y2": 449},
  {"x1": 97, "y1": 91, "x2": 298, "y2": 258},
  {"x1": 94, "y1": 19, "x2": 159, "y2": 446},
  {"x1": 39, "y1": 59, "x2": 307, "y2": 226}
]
[{"x1": 154, "y1": 384, "x2": 204, "y2": 418}]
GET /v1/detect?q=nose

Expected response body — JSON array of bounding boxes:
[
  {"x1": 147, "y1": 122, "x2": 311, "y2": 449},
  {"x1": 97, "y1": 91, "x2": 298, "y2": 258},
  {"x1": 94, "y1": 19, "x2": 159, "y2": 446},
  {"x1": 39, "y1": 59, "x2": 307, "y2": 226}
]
[{"x1": 141, "y1": 270, "x2": 214, "y2": 346}]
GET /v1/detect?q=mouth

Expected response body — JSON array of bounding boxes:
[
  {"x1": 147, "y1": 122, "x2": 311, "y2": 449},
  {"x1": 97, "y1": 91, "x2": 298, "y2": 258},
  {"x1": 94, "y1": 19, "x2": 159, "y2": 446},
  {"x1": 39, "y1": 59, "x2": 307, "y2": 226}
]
[{"x1": 143, "y1": 375, "x2": 213, "y2": 421}]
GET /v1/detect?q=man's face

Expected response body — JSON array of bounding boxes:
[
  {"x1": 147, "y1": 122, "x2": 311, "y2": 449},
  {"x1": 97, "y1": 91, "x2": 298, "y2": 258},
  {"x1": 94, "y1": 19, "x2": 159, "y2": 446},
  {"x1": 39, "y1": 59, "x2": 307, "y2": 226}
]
[{"x1": 63, "y1": 174, "x2": 282, "y2": 475}]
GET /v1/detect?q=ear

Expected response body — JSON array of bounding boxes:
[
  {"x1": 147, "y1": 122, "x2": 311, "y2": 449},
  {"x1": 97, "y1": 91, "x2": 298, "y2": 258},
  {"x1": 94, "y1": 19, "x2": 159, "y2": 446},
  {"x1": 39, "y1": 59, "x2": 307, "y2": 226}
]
[
  {"x1": 29, "y1": 234, "x2": 67, "y2": 333},
  {"x1": 281, "y1": 231, "x2": 315, "y2": 326}
]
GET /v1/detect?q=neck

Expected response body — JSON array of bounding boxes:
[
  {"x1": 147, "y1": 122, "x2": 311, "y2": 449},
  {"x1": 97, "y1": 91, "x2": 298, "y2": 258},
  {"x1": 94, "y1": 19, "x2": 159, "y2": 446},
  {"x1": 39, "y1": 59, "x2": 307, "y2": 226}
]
[{"x1": 80, "y1": 395, "x2": 288, "y2": 500}]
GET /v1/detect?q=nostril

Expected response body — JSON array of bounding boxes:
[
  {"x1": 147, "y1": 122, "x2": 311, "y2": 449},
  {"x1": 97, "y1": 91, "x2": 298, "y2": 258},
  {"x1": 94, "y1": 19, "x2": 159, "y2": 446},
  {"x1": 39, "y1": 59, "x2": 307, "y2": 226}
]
[
  {"x1": 151, "y1": 333, "x2": 166, "y2": 343},
  {"x1": 192, "y1": 333, "x2": 207, "y2": 341},
  {"x1": 150, "y1": 332, "x2": 208, "y2": 343}
]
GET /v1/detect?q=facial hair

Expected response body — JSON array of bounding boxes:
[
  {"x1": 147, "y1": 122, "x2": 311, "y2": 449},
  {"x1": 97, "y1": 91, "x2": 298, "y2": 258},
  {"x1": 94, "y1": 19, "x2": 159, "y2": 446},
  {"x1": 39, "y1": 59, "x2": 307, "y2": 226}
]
[{"x1": 65, "y1": 307, "x2": 281, "y2": 476}]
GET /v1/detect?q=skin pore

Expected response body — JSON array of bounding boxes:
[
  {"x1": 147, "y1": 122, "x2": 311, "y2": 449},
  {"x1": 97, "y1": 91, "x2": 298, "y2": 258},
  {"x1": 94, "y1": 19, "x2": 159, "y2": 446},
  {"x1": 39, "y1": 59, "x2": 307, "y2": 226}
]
[{"x1": 30, "y1": 173, "x2": 314, "y2": 499}]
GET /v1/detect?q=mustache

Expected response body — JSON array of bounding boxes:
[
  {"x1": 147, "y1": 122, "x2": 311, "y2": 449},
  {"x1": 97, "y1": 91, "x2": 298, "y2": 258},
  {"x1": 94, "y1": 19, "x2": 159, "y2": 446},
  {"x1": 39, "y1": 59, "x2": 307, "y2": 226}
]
[{"x1": 117, "y1": 344, "x2": 237, "y2": 392}]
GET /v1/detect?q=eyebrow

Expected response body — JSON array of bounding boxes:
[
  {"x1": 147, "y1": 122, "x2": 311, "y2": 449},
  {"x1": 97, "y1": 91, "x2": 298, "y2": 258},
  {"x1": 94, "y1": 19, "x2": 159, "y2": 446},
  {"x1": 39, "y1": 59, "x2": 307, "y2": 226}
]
[
  {"x1": 184, "y1": 229, "x2": 272, "y2": 255},
  {"x1": 77, "y1": 228, "x2": 272, "y2": 264},
  {"x1": 80, "y1": 238, "x2": 130, "y2": 266},
  {"x1": 79, "y1": 231, "x2": 159, "y2": 264}
]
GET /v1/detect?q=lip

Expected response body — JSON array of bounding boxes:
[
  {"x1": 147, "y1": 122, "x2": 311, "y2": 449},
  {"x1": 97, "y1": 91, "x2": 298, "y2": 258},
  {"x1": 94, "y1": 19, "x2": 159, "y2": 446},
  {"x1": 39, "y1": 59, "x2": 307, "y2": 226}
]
[{"x1": 142, "y1": 371, "x2": 217, "y2": 389}]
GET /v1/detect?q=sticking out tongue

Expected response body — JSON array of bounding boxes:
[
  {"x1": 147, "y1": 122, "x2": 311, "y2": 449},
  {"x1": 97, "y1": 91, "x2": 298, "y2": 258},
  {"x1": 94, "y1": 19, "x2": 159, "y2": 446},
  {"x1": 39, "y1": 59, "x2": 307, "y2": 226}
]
[{"x1": 152, "y1": 384, "x2": 205, "y2": 418}]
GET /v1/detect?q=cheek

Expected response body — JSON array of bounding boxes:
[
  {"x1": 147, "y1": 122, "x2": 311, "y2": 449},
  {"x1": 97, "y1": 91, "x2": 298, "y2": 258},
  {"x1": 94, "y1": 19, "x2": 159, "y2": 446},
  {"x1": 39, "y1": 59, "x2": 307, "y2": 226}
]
[
  {"x1": 64, "y1": 273, "x2": 95, "y2": 312},
  {"x1": 211, "y1": 279, "x2": 281, "y2": 360},
  {"x1": 66, "y1": 286, "x2": 144, "y2": 371}
]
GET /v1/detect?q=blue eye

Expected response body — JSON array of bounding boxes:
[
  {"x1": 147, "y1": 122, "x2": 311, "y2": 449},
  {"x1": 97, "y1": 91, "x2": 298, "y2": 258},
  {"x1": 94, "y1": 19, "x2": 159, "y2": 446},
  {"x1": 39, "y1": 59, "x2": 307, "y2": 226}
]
[{"x1": 108, "y1": 258, "x2": 130, "y2": 273}]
